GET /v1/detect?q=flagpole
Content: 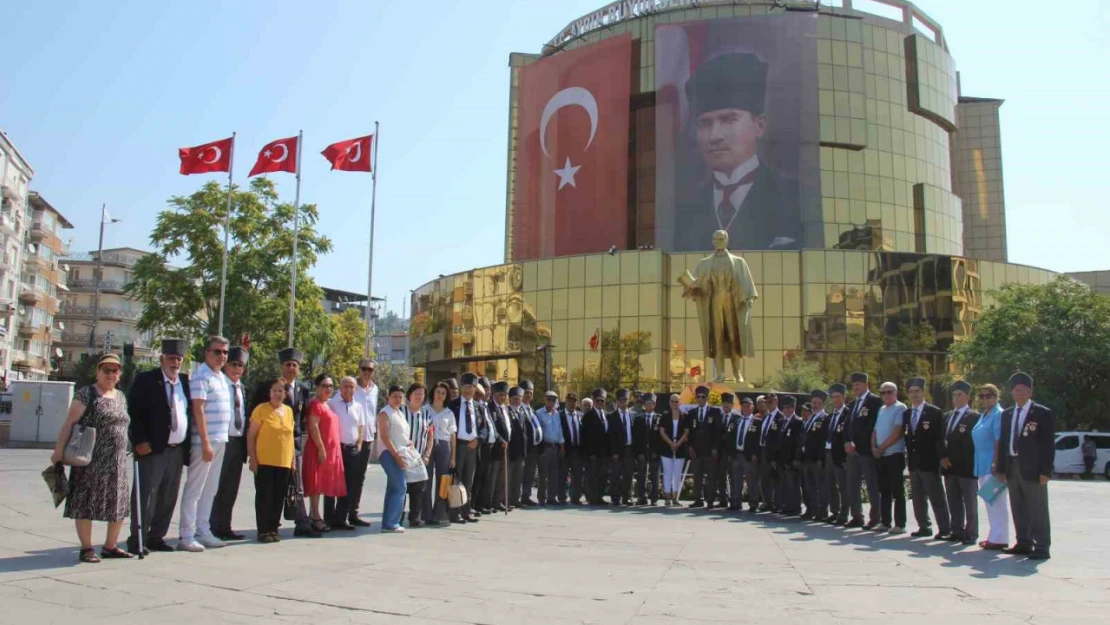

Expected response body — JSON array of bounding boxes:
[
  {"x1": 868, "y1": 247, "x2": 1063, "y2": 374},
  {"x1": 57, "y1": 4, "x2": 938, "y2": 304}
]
[
  {"x1": 364, "y1": 121, "x2": 380, "y2": 357},
  {"x1": 217, "y1": 132, "x2": 235, "y2": 337},
  {"x1": 288, "y1": 129, "x2": 303, "y2": 348}
]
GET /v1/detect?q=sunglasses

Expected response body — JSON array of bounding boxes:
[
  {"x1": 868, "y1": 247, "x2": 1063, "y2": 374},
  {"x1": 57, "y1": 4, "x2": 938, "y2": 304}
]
[
  {"x1": 209, "y1": 348, "x2": 229, "y2": 355},
  {"x1": 881, "y1": 390, "x2": 896, "y2": 395},
  {"x1": 360, "y1": 367, "x2": 375, "y2": 372},
  {"x1": 101, "y1": 368, "x2": 121, "y2": 375}
]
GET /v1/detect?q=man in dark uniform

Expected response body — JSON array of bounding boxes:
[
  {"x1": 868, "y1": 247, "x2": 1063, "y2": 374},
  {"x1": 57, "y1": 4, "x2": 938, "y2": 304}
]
[
  {"x1": 776, "y1": 396, "x2": 804, "y2": 516},
  {"x1": 519, "y1": 380, "x2": 541, "y2": 507},
  {"x1": 941, "y1": 380, "x2": 980, "y2": 545},
  {"x1": 844, "y1": 372, "x2": 882, "y2": 529},
  {"x1": 686, "y1": 385, "x2": 723, "y2": 508},
  {"x1": 997, "y1": 372, "x2": 1054, "y2": 560},
  {"x1": 210, "y1": 346, "x2": 250, "y2": 541},
  {"x1": 824, "y1": 384, "x2": 850, "y2": 525},
  {"x1": 904, "y1": 376, "x2": 950, "y2": 538},
  {"x1": 447, "y1": 372, "x2": 483, "y2": 523},
  {"x1": 251, "y1": 348, "x2": 317, "y2": 538},
  {"x1": 673, "y1": 53, "x2": 804, "y2": 251},
  {"x1": 800, "y1": 390, "x2": 829, "y2": 521},
  {"x1": 737, "y1": 398, "x2": 762, "y2": 513},
  {"x1": 127, "y1": 338, "x2": 191, "y2": 554},
  {"x1": 716, "y1": 393, "x2": 737, "y2": 507},
  {"x1": 756, "y1": 394, "x2": 779, "y2": 512},
  {"x1": 607, "y1": 389, "x2": 635, "y2": 506},
  {"x1": 487, "y1": 381, "x2": 512, "y2": 512},
  {"x1": 558, "y1": 392, "x2": 585, "y2": 505},
  {"x1": 632, "y1": 392, "x2": 657, "y2": 506},
  {"x1": 724, "y1": 395, "x2": 751, "y2": 511},
  {"x1": 471, "y1": 376, "x2": 496, "y2": 515},
  {"x1": 506, "y1": 386, "x2": 528, "y2": 508},
  {"x1": 581, "y1": 389, "x2": 610, "y2": 505}
]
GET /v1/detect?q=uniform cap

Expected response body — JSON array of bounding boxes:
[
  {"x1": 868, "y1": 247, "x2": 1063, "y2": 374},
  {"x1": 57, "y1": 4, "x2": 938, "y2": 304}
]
[
  {"x1": 228, "y1": 346, "x2": 249, "y2": 364},
  {"x1": 951, "y1": 380, "x2": 973, "y2": 394},
  {"x1": 615, "y1": 388, "x2": 630, "y2": 401},
  {"x1": 720, "y1": 392, "x2": 735, "y2": 403},
  {"x1": 508, "y1": 386, "x2": 523, "y2": 398},
  {"x1": 1008, "y1": 372, "x2": 1033, "y2": 389},
  {"x1": 849, "y1": 372, "x2": 869, "y2": 384},
  {"x1": 906, "y1": 377, "x2": 926, "y2": 390},
  {"x1": 695, "y1": 385, "x2": 710, "y2": 397},
  {"x1": 492, "y1": 381, "x2": 509, "y2": 394},
  {"x1": 460, "y1": 372, "x2": 479, "y2": 387},
  {"x1": 780, "y1": 396, "x2": 797, "y2": 408},
  {"x1": 520, "y1": 380, "x2": 535, "y2": 392},
  {"x1": 811, "y1": 389, "x2": 828, "y2": 401},
  {"x1": 278, "y1": 347, "x2": 304, "y2": 364},
  {"x1": 161, "y1": 338, "x2": 188, "y2": 357},
  {"x1": 828, "y1": 383, "x2": 847, "y2": 395}
]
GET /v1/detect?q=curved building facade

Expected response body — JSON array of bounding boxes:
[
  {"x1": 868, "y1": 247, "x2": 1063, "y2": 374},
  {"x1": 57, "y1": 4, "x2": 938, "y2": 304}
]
[{"x1": 410, "y1": 0, "x2": 1051, "y2": 397}]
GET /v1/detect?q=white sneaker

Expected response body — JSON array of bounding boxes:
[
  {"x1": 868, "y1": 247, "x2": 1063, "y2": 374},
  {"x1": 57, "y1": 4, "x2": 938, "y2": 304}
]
[
  {"x1": 874, "y1": 524, "x2": 890, "y2": 533},
  {"x1": 382, "y1": 526, "x2": 406, "y2": 534},
  {"x1": 196, "y1": 533, "x2": 226, "y2": 549},
  {"x1": 889, "y1": 526, "x2": 906, "y2": 535},
  {"x1": 176, "y1": 538, "x2": 205, "y2": 553}
]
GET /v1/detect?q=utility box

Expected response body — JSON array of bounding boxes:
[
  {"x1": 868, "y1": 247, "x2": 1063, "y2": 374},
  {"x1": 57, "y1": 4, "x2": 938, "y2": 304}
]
[{"x1": 8, "y1": 381, "x2": 76, "y2": 444}]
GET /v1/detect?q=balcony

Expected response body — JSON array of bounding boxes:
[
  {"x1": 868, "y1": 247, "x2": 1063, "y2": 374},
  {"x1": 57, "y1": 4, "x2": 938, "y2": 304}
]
[
  {"x1": 64, "y1": 251, "x2": 142, "y2": 268},
  {"x1": 57, "y1": 305, "x2": 142, "y2": 322},
  {"x1": 67, "y1": 278, "x2": 127, "y2": 293},
  {"x1": 0, "y1": 212, "x2": 17, "y2": 237},
  {"x1": 60, "y1": 331, "x2": 152, "y2": 350},
  {"x1": 12, "y1": 351, "x2": 47, "y2": 373}
]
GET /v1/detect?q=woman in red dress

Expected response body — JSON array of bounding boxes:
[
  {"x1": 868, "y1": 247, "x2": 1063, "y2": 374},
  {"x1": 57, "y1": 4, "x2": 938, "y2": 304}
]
[{"x1": 302, "y1": 374, "x2": 347, "y2": 532}]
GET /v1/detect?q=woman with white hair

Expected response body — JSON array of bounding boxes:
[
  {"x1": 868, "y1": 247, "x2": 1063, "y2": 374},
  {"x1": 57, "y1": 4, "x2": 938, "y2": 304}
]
[{"x1": 657, "y1": 394, "x2": 690, "y2": 506}]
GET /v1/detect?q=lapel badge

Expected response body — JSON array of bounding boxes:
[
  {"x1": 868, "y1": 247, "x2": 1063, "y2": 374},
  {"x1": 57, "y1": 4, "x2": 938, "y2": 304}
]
[
  {"x1": 1027, "y1": 422, "x2": 1037, "y2": 432},
  {"x1": 1022, "y1": 430, "x2": 1029, "y2": 437},
  {"x1": 958, "y1": 424, "x2": 967, "y2": 434},
  {"x1": 923, "y1": 422, "x2": 930, "y2": 430},
  {"x1": 861, "y1": 408, "x2": 869, "y2": 417}
]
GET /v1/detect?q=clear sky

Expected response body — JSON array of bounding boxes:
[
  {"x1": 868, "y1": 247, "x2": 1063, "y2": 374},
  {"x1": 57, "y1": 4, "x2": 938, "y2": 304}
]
[{"x1": 2, "y1": 1, "x2": 1107, "y2": 317}]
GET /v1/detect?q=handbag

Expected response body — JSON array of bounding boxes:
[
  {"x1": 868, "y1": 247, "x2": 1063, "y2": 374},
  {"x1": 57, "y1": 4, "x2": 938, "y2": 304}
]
[
  {"x1": 438, "y1": 474, "x2": 453, "y2": 499},
  {"x1": 62, "y1": 391, "x2": 97, "y2": 467},
  {"x1": 283, "y1": 469, "x2": 299, "y2": 521},
  {"x1": 448, "y1": 483, "x2": 468, "y2": 508}
]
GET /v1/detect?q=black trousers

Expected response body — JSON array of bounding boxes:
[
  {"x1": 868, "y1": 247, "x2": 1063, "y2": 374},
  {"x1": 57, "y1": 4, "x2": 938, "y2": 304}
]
[
  {"x1": 210, "y1": 436, "x2": 247, "y2": 534},
  {"x1": 561, "y1": 449, "x2": 585, "y2": 503},
  {"x1": 690, "y1": 453, "x2": 717, "y2": 502},
  {"x1": 877, "y1": 453, "x2": 907, "y2": 528},
  {"x1": 406, "y1": 480, "x2": 427, "y2": 524},
  {"x1": 474, "y1": 441, "x2": 491, "y2": 509},
  {"x1": 609, "y1": 449, "x2": 634, "y2": 503},
  {"x1": 586, "y1": 454, "x2": 607, "y2": 503},
  {"x1": 255, "y1": 465, "x2": 290, "y2": 534},
  {"x1": 325, "y1": 443, "x2": 363, "y2": 525},
  {"x1": 128, "y1": 445, "x2": 184, "y2": 550}
]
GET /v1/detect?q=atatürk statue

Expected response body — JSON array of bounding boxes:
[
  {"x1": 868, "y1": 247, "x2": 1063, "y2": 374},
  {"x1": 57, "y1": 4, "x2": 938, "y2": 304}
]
[{"x1": 679, "y1": 230, "x2": 759, "y2": 382}]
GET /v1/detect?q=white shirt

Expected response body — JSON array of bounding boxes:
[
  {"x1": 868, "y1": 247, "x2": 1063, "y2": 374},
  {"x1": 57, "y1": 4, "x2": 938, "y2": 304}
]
[
  {"x1": 712, "y1": 155, "x2": 759, "y2": 229},
  {"x1": 225, "y1": 376, "x2": 246, "y2": 438},
  {"x1": 431, "y1": 406, "x2": 457, "y2": 441},
  {"x1": 377, "y1": 404, "x2": 410, "y2": 458},
  {"x1": 498, "y1": 404, "x2": 513, "y2": 439},
  {"x1": 565, "y1": 410, "x2": 582, "y2": 446},
  {"x1": 456, "y1": 398, "x2": 477, "y2": 441},
  {"x1": 327, "y1": 396, "x2": 365, "y2": 446},
  {"x1": 1010, "y1": 401, "x2": 1030, "y2": 456},
  {"x1": 163, "y1": 372, "x2": 187, "y2": 445},
  {"x1": 354, "y1": 381, "x2": 379, "y2": 439}
]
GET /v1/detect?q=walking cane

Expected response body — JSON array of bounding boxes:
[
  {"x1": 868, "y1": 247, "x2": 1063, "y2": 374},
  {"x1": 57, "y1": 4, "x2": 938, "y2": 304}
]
[
  {"x1": 132, "y1": 454, "x2": 144, "y2": 560},
  {"x1": 503, "y1": 442, "x2": 509, "y2": 516},
  {"x1": 678, "y1": 457, "x2": 691, "y2": 505}
]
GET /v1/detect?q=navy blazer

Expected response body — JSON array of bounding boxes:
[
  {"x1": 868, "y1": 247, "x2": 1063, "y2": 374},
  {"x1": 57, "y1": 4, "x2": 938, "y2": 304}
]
[
  {"x1": 904, "y1": 402, "x2": 945, "y2": 472},
  {"x1": 657, "y1": 412, "x2": 690, "y2": 459},
  {"x1": 942, "y1": 408, "x2": 980, "y2": 479},
  {"x1": 997, "y1": 402, "x2": 1055, "y2": 481},
  {"x1": 127, "y1": 368, "x2": 191, "y2": 455}
]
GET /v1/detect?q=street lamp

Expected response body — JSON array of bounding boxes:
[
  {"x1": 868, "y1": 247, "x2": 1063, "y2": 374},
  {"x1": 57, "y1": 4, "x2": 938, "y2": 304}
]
[{"x1": 88, "y1": 204, "x2": 121, "y2": 350}]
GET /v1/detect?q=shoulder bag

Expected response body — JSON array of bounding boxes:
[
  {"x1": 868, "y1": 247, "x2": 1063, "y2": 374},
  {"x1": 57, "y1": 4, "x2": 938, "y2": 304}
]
[{"x1": 62, "y1": 389, "x2": 98, "y2": 467}]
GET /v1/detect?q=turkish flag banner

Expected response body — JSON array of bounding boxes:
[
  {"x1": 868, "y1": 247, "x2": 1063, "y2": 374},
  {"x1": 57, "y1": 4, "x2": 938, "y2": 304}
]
[
  {"x1": 248, "y1": 135, "x2": 299, "y2": 177},
  {"x1": 179, "y1": 136, "x2": 233, "y2": 175},
  {"x1": 321, "y1": 135, "x2": 373, "y2": 172},
  {"x1": 512, "y1": 34, "x2": 632, "y2": 261}
]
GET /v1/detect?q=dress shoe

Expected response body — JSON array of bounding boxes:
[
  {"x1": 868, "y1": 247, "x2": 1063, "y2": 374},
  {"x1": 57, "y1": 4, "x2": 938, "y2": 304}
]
[
  {"x1": 522, "y1": 498, "x2": 538, "y2": 506},
  {"x1": 689, "y1": 500, "x2": 705, "y2": 509},
  {"x1": 1003, "y1": 543, "x2": 1032, "y2": 556},
  {"x1": 1028, "y1": 550, "x2": 1051, "y2": 560},
  {"x1": 946, "y1": 532, "x2": 966, "y2": 543},
  {"x1": 746, "y1": 507, "x2": 759, "y2": 514},
  {"x1": 465, "y1": 516, "x2": 479, "y2": 523},
  {"x1": 727, "y1": 506, "x2": 741, "y2": 512},
  {"x1": 148, "y1": 540, "x2": 175, "y2": 553},
  {"x1": 636, "y1": 498, "x2": 648, "y2": 506},
  {"x1": 451, "y1": 518, "x2": 466, "y2": 525},
  {"x1": 294, "y1": 527, "x2": 322, "y2": 538},
  {"x1": 127, "y1": 544, "x2": 150, "y2": 556},
  {"x1": 472, "y1": 511, "x2": 483, "y2": 517},
  {"x1": 911, "y1": 528, "x2": 933, "y2": 538},
  {"x1": 494, "y1": 504, "x2": 508, "y2": 512},
  {"x1": 546, "y1": 499, "x2": 560, "y2": 506},
  {"x1": 349, "y1": 518, "x2": 372, "y2": 527},
  {"x1": 213, "y1": 530, "x2": 246, "y2": 541},
  {"x1": 844, "y1": 519, "x2": 864, "y2": 529},
  {"x1": 409, "y1": 520, "x2": 426, "y2": 528},
  {"x1": 331, "y1": 523, "x2": 356, "y2": 531},
  {"x1": 934, "y1": 531, "x2": 950, "y2": 540},
  {"x1": 570, "y1": 500, "x2": 582, "y2": 506},
  {"x1": 834, "y1": 518, "x2": 848, "y2": 526}
]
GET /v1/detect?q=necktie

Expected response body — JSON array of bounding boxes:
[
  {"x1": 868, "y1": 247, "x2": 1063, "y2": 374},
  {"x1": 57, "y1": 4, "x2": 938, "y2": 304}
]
[
  {"x1": 1010, "y1": 404, "x2": 1023, "y2": 456},
  {"x1": 233, "y1": 383, "x2": 242, "y2": 431},
  {"x1": 737, "y1": 417, "x2": 745, "y2": 450},
  {"x1": 602, "y1": 410, "x2": 608, "y2": 433},
  {"x1": 700, "y1": 407, "x2": 705, "y2": 423},
  {"x1": 715, "y1": 169, "x2": 758, "y2": 229},
  {"x1": 570, "y1": 413, "x2": 578, "y2": 446},
  {"x1": 623, "y1": 411, "x2": 629, "y2": 444},
  {"x1": 911, "y1": 406, "x2": 920, "y2": 431},
  {"x1": 464, "y1": 400, "x2": 474, "y2": 434},
  {"x1": 949, "y1": 409, "x2": 962, "y2": 434},
  {"x1": 167, "y1": 380, "x2": 179, "y2": 433},
  {"x1": 531, "y1": 411, "x2": 541, "y2": 445}
]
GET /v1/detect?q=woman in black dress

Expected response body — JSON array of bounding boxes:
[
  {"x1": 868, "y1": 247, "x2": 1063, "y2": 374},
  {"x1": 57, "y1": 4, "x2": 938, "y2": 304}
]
[{"x1": 50, "y1": 354, "x2": 133, "y2": 563}]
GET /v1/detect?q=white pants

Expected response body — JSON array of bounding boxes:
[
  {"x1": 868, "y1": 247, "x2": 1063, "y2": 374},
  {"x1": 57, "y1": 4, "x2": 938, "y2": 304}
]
[
  {"x1": 978, "y1": 474, "x2": 1011, "y2": 545},
  {"x1": 179, "y1": 442, "x2": 226, "y2": 540},
  {"x1": 662, "y1": 457, "x2": 685, "y2": 495}
]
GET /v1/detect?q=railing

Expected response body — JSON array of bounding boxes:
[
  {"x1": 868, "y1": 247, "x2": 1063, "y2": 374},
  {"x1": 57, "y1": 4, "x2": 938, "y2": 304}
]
[
  {"x1": 68, "y1": 278, "x2": 128, "y2": 291},
  {"x1": 64, "y1": 252, "x2": 142, "y2": 267},
  {"x1": 59, "y1": 331, "x2": 152, "y2": 348},
  {"x1": 57, "y1": 306, "x2": 142, "y2": 321}
]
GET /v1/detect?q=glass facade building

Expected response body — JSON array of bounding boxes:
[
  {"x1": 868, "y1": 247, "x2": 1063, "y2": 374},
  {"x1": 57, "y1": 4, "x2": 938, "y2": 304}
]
[{"x1": 410, "y1": 1, "x2": 1056, "y2": 397}]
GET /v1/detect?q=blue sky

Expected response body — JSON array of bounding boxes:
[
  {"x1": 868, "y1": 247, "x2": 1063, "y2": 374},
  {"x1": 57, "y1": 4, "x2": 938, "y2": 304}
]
[{"x1": 2, "y1": 1, "x2": 1107, "y2": 317}]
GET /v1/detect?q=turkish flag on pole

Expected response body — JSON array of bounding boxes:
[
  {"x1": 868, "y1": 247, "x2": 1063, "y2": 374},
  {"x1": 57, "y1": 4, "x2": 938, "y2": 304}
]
[
  {"x1": 248, "y1": 135, "x2": 299, "y2": 177},
  {"x1": 512, "y1": 34, "x2": 632, "y2": 261},
  {"x1": 321, "y1": 135, "x2": 373, "y2": 172},
  {"x1": 179, "y1": 136, "x2": 233, "y2": 175}
]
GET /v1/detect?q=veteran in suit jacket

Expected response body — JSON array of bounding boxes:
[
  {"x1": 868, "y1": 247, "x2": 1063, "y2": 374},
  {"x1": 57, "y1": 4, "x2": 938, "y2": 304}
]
[
  {"x1": 997, "y1": 372, "x2": 1055, "y2": 560},
  {"x1": 903, "y1": 377, "x2": 951, "y2": 539},
  {"x1": 941, "y1": 380, "x2": 981, "y2": 545}
]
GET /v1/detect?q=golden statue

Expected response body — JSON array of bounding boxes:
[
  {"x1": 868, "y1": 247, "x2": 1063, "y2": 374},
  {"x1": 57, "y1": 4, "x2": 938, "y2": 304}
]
[{"x1": 679, "y1": 230, "x2": 759, "y2": 383}]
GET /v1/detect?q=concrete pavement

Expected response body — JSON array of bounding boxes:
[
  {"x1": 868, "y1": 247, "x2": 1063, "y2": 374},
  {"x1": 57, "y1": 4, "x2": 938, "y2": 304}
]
[{"x1": 1, "y1": 448, "x2": 1108, "y2": 624}]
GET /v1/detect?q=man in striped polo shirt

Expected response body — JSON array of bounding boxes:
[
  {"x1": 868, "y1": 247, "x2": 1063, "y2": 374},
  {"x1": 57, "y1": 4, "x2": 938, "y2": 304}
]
[{"x1": 178, "y1": 336, "x2": 232, "y2": 552}]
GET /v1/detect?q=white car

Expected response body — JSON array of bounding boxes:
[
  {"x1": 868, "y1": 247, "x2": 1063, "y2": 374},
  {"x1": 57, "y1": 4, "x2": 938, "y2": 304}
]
[{"x1": 1054, "y1": 431, "x2": 1110, "y2": 478}]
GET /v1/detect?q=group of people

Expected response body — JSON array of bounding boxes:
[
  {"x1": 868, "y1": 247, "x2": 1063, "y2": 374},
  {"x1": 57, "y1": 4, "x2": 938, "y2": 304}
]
[{"x1": 49, "y1": 339, "x2": 1055, "y2": 564}]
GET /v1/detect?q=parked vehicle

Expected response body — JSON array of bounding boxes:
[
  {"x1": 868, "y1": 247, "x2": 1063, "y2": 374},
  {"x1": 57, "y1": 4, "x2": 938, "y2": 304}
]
[{"x1": 1054, "y1": 431, "x2": 1110, "y2": 478}]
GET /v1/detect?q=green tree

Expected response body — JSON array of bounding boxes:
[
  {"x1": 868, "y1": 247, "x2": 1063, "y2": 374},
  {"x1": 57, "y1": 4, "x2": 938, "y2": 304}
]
[
  {"x1": 375, "y1": 309, "x2": 408, "y2": 334},
  {"x1": 950, "y1": 276, "x2": 1110, "y2": 430},
  {"x1": 567, "y1": 329, "x2": 655, "y2": 395},
  {"x1": 322, "y1": 308, "x2": 367, "y2": 379},
  {"x1": 127, "y1": 179, "x2": 333, "y2": 385},
  {"x1": 375, "y1": 361, "x2": 416, "y2": 393},
  {"x1": 765, "y1": 356, "x2": 826, "y2": 393}
]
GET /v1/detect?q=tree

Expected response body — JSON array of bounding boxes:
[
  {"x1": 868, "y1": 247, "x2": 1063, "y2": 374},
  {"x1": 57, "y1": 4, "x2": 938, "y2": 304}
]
[
  {"x1": 566, "y1": 329, "x2": 655, "y2": 395},
  {"x1": 375, "y1": 309, "x2": 408, "y2": 335},
  {"x1": 950, "y1": 276, "x2": 1110, "y2": 430},
  {"x1": 765, "y1": 356, "x2": 826, "y2": 393},
  {"x1": 321, "y1": 308, "x2": 367, "y2": 380},
  {"x1": 375, "y1": 361, "x2": 416, "y2": 393},
  {"x1": 127, "y1": 178, "x2": 333, "y2": 384}
]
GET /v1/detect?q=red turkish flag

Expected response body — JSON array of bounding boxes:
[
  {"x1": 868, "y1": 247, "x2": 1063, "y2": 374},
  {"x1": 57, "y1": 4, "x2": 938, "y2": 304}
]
[
  {"x1": 248, "y1": 135, "x2": 299, "y2": 177},
  {"x1": 179, "y1": 137, "x2": 233, "y2": 175},
  {"x1": 512, "y1": 34, "x2": 632, "y2": 261},
  {"x1": 321, "y1": 135, "x2": 373, "y2": 172}
]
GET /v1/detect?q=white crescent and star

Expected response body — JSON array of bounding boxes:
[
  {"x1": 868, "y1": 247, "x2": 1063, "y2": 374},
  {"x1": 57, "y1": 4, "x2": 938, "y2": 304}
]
[
  {"x1": 269, "y1": 143, "x2": 289, "y2": 163},
  {"x1": 540, "y1": 87, "x2": 598, "y2": 191},
  {"x1": 347, "y1": 142, "x2": 362, "y2": 163},
  {"x1": 200, "y1": 146, "x2": 221, "y2": 164}
]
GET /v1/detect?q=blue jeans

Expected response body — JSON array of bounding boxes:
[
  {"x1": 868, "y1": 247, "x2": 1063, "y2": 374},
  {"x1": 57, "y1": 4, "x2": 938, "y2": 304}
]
[{"x1": 380, "y1": 451, "x2": 407, "y2": 530}]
